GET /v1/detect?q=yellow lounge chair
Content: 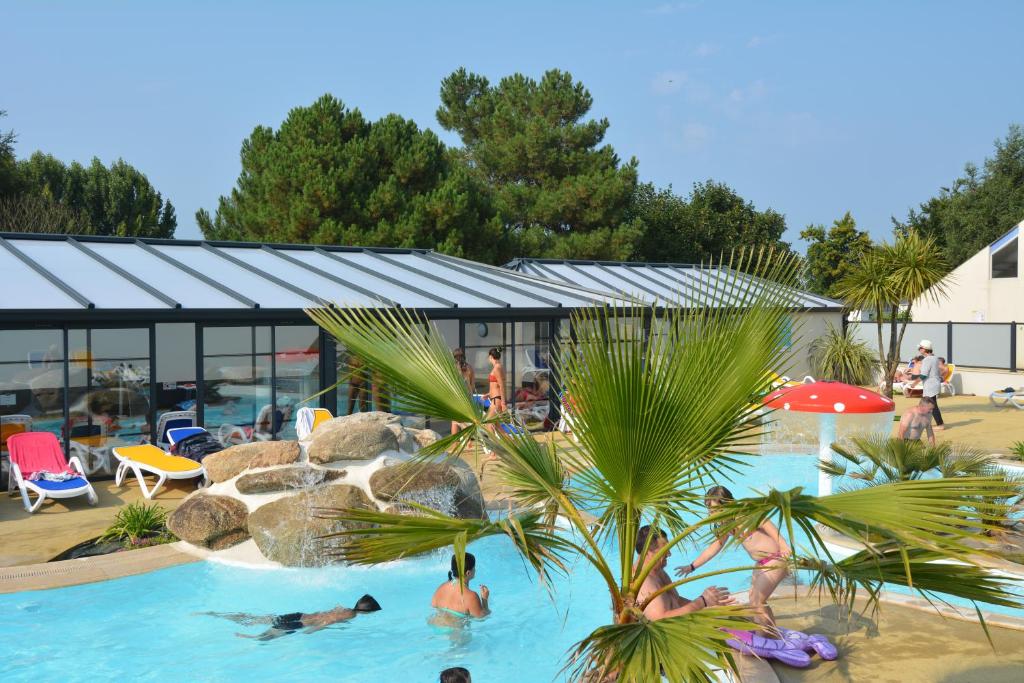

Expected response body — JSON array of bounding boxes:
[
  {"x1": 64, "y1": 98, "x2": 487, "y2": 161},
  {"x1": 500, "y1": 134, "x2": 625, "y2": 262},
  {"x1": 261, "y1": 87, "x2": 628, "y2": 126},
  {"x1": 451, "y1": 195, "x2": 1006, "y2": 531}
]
[
  {"x1": 111, "y1": 444, "x2": 204, "y2": 499},
  {"x1": 295, "y1": 407, "x2": 334, "y2": 441}
]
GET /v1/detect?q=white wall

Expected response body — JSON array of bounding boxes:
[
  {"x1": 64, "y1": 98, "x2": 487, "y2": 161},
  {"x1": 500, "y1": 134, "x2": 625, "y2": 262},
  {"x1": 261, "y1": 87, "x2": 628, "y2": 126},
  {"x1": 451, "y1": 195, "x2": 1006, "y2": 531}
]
[
  {"x1": 789, "y1": 311, "x2": 844, "y2": 378},
  {"x1": 914, "y1": 223, "x2": 1023, "y2": 323}
]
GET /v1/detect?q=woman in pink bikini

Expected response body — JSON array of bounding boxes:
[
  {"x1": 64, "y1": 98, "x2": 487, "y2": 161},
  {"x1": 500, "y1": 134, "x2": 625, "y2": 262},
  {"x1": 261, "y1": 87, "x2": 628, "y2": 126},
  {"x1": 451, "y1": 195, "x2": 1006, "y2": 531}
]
[{"x1": 676, "y1": 485, "x2": 790, "y2": 630}]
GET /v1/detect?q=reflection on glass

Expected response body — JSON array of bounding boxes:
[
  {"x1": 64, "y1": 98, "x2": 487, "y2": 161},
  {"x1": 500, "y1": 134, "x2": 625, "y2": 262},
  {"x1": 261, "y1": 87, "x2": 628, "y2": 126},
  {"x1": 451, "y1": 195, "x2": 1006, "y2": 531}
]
[
  {"x1": 1, "y1": 330, "x2": 65, "y2": 486},
  {"x1": 202, "y1": 326, "x2": 272, "y2": 446},
  {"x1": 274, "y1": 325, "x2": 320, "y2": 440},
  {"x1": 155, "y1": 323, "x2": 197, "y2": 446},
  {"x1": 512, "y1": 322, "x2": 552, "y2": 430},
  {"x1": 67, "y1": 328, "x2": 151, "y2": 477}
]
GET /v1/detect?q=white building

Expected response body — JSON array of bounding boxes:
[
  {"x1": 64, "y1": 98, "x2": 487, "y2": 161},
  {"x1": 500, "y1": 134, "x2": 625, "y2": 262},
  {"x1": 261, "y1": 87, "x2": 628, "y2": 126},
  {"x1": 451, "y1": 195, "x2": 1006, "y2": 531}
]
[{"x1": 914, "y1": 220, "x2": 1022, "y2": 323}]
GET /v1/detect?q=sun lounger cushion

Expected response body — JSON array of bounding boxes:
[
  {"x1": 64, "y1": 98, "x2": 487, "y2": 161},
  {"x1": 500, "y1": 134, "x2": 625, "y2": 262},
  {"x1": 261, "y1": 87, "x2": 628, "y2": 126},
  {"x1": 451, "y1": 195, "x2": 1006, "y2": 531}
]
[
  {"x1": 115, "y1": 445, "x2": 202, "y2": 472},
  {"x1": 32, "y1": 477, "x2": 90, "y2": 491}
]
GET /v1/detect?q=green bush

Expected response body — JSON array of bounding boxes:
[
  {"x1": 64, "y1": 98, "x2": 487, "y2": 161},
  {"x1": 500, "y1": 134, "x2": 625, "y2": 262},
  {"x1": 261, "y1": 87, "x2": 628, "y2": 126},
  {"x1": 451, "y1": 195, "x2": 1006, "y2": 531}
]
[
  {"x1": 98, "y1": 501, "x2": 175, "y2": 548},
  {"x1": 1010, "y1": 441, "x2": 1024, "y2": 462},
  {"x1": 808, "y1": 322, "x2": 877, "y2": 385}
]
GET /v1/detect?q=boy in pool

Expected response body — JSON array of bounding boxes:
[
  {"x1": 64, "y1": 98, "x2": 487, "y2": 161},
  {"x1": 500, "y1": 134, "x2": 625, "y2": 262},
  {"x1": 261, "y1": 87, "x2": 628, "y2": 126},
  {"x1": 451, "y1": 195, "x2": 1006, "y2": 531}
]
[
  {"x1": 676, "y1": 486, "x2": 790, "y2": 631},
  {"x1": 197, "y1": 594, "x2": 381, "y2": 641}
]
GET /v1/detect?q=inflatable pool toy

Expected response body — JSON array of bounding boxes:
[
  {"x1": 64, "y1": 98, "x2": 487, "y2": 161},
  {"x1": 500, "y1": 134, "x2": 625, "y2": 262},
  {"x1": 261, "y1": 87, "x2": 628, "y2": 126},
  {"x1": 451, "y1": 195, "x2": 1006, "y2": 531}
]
[
  {"x1": 779, "y1": 628, "x2": 839, "y2": 660},
  {"x1": 723, "y1": 629, "x2": 811, "y2": 668}
]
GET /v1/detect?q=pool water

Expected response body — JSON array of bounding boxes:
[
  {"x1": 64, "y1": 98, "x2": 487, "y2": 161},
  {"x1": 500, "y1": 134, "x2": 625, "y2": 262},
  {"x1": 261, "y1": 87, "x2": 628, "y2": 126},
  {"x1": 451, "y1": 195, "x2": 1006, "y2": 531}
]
[{"x1": 0, "y1": 454, "x2": 1019, "y2": 682}]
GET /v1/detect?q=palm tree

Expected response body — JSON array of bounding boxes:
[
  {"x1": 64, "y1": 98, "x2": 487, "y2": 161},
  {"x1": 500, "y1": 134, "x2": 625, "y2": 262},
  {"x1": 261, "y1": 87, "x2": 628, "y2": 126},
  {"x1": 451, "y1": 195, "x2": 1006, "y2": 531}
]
[
  {"x1": 835, "y1": 230, "x2": 951, "y2": 396},
  {"x1": 826, "y1": 436, "x2": 997, "y2": 486},
  {"x1": 307, "y1": 250, "x2": 1017, "y2": 682},
  {"x1": 807, "y1": 322, "x2": 876, "y2": 384}
]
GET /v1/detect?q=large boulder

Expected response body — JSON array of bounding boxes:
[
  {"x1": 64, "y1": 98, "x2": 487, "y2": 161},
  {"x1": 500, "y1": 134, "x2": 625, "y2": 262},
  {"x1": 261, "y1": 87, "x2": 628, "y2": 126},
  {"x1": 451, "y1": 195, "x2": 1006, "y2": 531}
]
[
  {"x1": 307, "y1": 412, "x2": 400, "y2": 464},
  {"x1": 247, "y1": 484, "x2": 374, "y2": 567},
  {"x1": 369, "y1": 460, "x2": 486, "y2": 520},
  {"x1": 167, "y1": 493, "x2": 250, "y2": 550},
  {"x1": 235, "y1": 466, "x2": 347, "y2": 495},
  {"x1": 202, "y1": 441, "x2": 301, "y2": 483}
]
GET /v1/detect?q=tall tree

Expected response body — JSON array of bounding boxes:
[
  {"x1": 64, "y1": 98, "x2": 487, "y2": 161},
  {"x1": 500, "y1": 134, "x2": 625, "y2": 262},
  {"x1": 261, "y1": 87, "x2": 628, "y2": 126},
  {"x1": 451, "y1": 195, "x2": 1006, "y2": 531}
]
[
  {"x1": 13, "y1": 152, "x2": 176, "y2": 237},
  {"x1": 437, "y1": 68, "x2": 640, "y2": 260},
  {"x1": 899, "y1": 124, "x2": 1024, "y2": 267},
  {"x1": 800, "y1": 212, "x2": 873, "y2": 297},
  {"x1": 630, "y1": 181, "x2": 790, "y2": 263},
  {"x1": 836, "y1": 231, "x2": 951, "y2": 396},
  {"x1": 198, "y1": 95, "x2": 502, "y2": 261},
  {"x1": 0, "y1": 111, "x2": 20, "y2": 197}
]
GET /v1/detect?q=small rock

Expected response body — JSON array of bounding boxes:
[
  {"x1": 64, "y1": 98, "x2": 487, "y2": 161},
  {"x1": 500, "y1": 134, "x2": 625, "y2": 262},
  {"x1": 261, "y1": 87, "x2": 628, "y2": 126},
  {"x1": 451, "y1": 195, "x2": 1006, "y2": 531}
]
[
  {"x1": 202, "y1": 441, "x2": 301, "y2": 483},
  {"x1": 411, "y1": 428, "x2": 442, "y2": 449},
  {"x1": 247, "y1": 484, "x2": 374, "y2": 567},
  {"x1": 307, "y1": 413, "x2": 400, "y2": 464},
  {"x1": 235, "y1": 466, "x2": 347, "y2": 494},
  {"x1": 167, "y1": 493, "x2": 250, "y2": 550}
]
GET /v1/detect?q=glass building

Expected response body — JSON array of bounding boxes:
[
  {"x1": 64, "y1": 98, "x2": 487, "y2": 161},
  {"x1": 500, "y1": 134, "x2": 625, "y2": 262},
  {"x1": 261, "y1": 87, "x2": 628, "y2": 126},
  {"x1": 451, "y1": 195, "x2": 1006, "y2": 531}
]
[{"x1": 0, "y1": 234, "x2": 841, "y2": 481}]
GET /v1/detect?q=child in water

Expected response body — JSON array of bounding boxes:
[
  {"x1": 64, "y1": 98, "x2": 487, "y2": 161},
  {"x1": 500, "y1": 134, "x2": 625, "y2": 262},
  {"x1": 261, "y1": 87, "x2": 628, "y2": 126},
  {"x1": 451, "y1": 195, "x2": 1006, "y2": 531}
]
[{"x1": 676, "y1": 485, "x2": 790, "y2": 630}]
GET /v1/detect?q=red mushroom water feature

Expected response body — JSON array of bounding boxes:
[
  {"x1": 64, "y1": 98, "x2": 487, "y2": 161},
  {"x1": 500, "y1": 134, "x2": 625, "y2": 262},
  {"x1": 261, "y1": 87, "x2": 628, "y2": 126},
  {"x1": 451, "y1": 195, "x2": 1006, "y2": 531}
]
[{"x1": 763, "y1": 381, "x2": 895, "y2": 495}]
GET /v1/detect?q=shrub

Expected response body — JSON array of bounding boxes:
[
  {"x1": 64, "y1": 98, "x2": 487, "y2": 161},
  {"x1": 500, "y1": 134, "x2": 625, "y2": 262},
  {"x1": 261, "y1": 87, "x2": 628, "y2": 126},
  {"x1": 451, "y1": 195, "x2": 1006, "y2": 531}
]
[
  {"x1": 98, "y1": 501, "x2": 174, "y2": 548},
  {"x1": 808, "y1": 322, "x2": 877, "y2": 385},
  {"x1": 1010, "y1": 441, "x2": 1024, "y2": 462}
]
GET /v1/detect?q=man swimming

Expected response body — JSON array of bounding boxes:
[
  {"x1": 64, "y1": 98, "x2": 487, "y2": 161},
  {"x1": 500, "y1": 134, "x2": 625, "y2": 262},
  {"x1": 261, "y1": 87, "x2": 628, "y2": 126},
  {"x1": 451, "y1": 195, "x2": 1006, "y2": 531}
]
[
  {"x1": 197, "y1": 594, "x2": 381, "y2": 641},
  {"x1": 898, "y1": 399, "x2": 936, "y2": 446}
]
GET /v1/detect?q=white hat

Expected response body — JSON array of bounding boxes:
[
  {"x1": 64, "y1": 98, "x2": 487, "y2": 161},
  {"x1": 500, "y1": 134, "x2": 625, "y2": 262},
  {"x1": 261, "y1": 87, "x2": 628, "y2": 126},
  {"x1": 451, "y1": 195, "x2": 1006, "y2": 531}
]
[{"x1": 918, "y1": 339, "x2": 933, "y2": 351}]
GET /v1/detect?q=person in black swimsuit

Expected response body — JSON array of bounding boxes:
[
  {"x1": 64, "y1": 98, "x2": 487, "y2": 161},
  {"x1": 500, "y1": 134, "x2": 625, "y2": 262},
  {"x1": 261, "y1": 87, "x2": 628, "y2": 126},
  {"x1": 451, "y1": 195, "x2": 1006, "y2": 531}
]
[{"x1": 197, "y1": 594, "x2": 381, "y2": 641}]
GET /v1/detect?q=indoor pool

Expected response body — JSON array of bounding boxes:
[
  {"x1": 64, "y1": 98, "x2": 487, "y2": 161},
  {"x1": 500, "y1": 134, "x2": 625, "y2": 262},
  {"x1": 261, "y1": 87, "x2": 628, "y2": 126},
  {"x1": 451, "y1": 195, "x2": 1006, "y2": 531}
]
[{"x1": 0, "y1": 453, "x2": 1018, "y2": 682}]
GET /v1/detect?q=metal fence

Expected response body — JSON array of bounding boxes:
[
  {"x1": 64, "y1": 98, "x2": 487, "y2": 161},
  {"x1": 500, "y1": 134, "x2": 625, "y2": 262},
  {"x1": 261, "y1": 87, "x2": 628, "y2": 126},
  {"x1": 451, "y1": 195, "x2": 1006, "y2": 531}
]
[{"x1": 848, "y1": 321, "x2": 1021, "y2": 371}]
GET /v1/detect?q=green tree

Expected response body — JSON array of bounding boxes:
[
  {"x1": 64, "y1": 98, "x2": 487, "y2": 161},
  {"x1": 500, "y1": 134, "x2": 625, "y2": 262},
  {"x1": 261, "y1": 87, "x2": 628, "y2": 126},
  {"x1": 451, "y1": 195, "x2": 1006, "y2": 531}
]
[
  {"x1": 631, "y1": 181, "x2": 790, "y2": 263},
  {"x1": 198, "y1": 95, "x2": 502, "y2": 261},
  {"x1": 14, "y1": 152, "x2": 175, "y2": 237},
  {"x1": 800, "y1": 212, "x2": 874, "y2": 297},
  {"x1": 835, "y1": 231, "x2": 951, "y2": 396},
  {"x1": 437, "y1": 68, "x2": 640, "y2": 260},
  {"x1": 0, "y1": 111, "x2": 21, "y2": 197},
  {"x1": 899, "y1": 125, "x2": 1024, "y2": 267},
  {"x1": 308, "y1": 249, "x2": 1018, "y2": 682}
]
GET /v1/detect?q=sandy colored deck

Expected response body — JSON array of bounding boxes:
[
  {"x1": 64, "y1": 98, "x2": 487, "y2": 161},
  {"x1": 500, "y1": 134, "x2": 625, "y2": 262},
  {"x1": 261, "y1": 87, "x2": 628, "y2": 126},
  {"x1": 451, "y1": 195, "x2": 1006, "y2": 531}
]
[
  {"x1": 770, "y1": 592, "x2": 1024, "y2": 683},
  {"x1": 0, "y1": 478, "x2": 194, "y2": 567},
  {"x1": 886, "y1": 393, "x2": 1024, "y2": 454}
]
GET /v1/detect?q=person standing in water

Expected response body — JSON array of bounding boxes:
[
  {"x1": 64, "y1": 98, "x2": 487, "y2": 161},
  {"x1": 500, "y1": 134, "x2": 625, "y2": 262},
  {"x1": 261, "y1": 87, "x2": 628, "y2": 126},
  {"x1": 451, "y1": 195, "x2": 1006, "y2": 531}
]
[
  {"x1": 676, "y1": 486, "x2": 791, "y2": 631},
  {"x1": 440, "y1": 667, "x2": 472, "y2": 682},
  {"x1": 197, "y1": 594, "x2": 381, "y2": 640},
  {"x1": 431, "y1": 552, "x2": 490, "y2": 619}
]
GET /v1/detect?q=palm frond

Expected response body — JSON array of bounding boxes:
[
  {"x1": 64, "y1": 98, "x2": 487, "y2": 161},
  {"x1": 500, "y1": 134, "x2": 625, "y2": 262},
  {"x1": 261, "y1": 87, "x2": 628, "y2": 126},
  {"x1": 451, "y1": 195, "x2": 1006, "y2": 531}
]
[{"x1": 566, "y1": 607, "x2": 752, "y2": 683}]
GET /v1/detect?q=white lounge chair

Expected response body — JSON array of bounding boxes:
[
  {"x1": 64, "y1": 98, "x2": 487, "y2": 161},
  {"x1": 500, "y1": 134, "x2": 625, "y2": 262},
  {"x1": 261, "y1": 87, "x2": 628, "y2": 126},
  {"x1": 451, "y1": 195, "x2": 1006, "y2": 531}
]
[
  {"x1": 155, "y1": 410, "x2": 197, "y2": 449},
  {"x1": 2, "y1": 414, "x2": 32, "y2": 491},
  {"x1": 990, "y1": 388, "x2": 1024, "y2": 409},
  {"x1": 111, "y1": 444, "x2": 204, "y2": 499},
  {"x1": 295, "y1": 407, "x2": 334, "y2": 441},
  {"x1": 8, "y1": 431, "x2": 98, "y2": 513}
]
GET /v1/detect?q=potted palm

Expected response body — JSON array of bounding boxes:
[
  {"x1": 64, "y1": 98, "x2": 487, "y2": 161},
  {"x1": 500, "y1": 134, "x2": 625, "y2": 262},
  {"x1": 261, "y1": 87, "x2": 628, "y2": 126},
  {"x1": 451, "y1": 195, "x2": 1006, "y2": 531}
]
[{"x1": 307, "y1": 250, "x2": 1018, "y2": 682}]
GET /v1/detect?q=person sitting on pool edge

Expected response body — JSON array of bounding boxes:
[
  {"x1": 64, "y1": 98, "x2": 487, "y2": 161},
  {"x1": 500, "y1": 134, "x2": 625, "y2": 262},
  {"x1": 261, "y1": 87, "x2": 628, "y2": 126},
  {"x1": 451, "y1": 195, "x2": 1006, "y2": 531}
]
[
  {"x1": 197, "y1": 594, "x2": 381, "y2": 641},
  {"x1": 431, "y1": 552, "x2": 490, "y2": 618},
  {"x1": 635, "y1": 525, "x2": 735, "y2": 620},
  {"x1": 440, "y1": 667, "x2": 472, "y2": 683}
]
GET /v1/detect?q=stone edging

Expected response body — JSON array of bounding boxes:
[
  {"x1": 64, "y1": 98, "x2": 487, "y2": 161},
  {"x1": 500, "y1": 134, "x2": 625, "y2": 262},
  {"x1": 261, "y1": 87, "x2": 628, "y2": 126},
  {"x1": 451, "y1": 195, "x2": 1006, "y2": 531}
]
[{"x1": 0, "y1": 542, "x2": 198, "y2": 594}]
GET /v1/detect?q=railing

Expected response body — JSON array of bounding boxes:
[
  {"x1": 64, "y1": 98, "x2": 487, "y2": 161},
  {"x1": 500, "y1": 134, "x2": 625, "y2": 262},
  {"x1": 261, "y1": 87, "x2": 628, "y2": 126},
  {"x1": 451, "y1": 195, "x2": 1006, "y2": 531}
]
[{"x1": 848, "y1": 321, "x2": 1021, "y2": 371}]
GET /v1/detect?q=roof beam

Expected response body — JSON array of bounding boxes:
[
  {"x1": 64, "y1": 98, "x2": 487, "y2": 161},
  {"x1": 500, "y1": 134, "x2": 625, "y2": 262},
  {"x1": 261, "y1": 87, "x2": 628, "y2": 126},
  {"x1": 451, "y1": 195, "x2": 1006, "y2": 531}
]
[
  {"x1": 362, "y1": 251, "x2": 511, "y2": 308},
  {"x1": 313, "y1": 248, "x2": 455, "y2": 308},
  {"x1": 520, "y1": 261, "x2": 576, "y2": 285},
  {"x1": 199, "y1": 243, "x2": 321, "y2": 305},
  {"x1": 134, "y1": 240, "x2": 259, "y2": 308},
  {"x1": 415, "y1": 252, "x2": 561, "y2": 308},
  {"x1": 594, "y1": 263, "x2": 664, "y2": 302},
  {"x1": 66, "y1": 236, "x2": 180, "y2": 308},
  {"x1": 0, "y1": 236, "x2": 93, "y2": 308},
  {"x1": 260, "y1": 246, "x2": 399, "y2": 308}
]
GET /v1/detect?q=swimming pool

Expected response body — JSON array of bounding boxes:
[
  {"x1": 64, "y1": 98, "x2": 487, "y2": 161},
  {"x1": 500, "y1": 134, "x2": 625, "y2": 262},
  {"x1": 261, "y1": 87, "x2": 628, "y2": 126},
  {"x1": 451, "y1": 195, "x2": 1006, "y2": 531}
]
[{"x1": 1, "y1": 453, "x2": 1019, "y2": 682}]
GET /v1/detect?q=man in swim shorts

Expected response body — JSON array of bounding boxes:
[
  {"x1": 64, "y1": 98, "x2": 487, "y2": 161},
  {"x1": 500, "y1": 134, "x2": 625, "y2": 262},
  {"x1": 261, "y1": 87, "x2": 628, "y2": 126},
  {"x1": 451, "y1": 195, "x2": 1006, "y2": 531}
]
[
  {"x1": 898, "y1": 399, "x2": 935, "y2": 446},
  {"x1": 197, "y1": 594, "x2": 381, "y2": 641}
]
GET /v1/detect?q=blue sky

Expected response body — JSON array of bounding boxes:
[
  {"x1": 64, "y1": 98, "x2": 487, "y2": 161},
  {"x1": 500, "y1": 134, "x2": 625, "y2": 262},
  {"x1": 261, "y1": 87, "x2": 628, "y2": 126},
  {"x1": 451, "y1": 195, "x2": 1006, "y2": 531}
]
[{"x1": 4, "y1": 0, "x2": 1022, "y2": 249}]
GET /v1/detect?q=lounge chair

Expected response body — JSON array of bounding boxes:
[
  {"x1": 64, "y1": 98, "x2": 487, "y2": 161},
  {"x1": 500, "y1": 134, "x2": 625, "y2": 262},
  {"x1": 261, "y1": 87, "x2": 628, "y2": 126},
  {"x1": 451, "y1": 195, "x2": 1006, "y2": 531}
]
[
  {"x1": 7, "y1": 431, "x2": 98, "y2": 513},
  {"x1": 155, "y1": 410, "x2": 197, "y2": 449},
  {"x1": 990, "y1": 388, "x2": 1024, "y2": 409},
  {"x1": 940, "y1": 364, "x2": 957, "y2": 396},
  {"x1": 1, "y1": 414, "x2": 32, "y2": 488},
  {"x1": 111, "y1": 444, "x2": 204, "y2": 499},
  {"x1": 295, "y1": 407, "x2": 334, "y2": 441},
  {"x1": 66, "y1": 418, "x2": 110, "y2": 476}
]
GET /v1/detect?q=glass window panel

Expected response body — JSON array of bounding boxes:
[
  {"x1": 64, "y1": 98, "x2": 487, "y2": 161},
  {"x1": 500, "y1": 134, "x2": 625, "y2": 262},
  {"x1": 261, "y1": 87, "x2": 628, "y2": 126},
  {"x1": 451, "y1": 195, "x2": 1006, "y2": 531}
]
[
  {"x1": 1, "y1": 330, "x2": 65, "y2": 486},
  {"x1": 303, "y1": 251, "x2": 443, "y2": 308},
  {"x1": 274, "y1": 325, "x2": 320, "y2": 440},
  {"x1": 952, "y1": 324, "x2": 1011, "y2": 369},
  {"x1": 204, "y1": 354, "x2": 272, "y2": 445},
  {"x1": 155, "y1": 245, "x2": 308, "y2": 308},
  {"x1": 0, "y1": 246, "x2": 81, "y2": 309},
  {"x1": 512, "y1": 322, "x2": 552, "y2": 431},
  {"x1": 155, "y1": 324, "x2": 197, "y2": 444},
  {"x1": 66, "y1": 328, "x2": 151, "y2": 477},
  {"x1": 204, "y1": 326, "x2": 255, "y2": 357},
  {"x1": 992, "y1": 238, "x2": 1018, "y2": 278}
]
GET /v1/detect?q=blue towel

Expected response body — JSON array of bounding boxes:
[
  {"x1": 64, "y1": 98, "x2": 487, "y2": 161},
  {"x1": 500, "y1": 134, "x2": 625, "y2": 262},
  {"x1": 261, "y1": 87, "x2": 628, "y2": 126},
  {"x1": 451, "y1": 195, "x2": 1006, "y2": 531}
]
[{"x1": 32, "y1": 477, "x2": 88, "y2": 491}]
